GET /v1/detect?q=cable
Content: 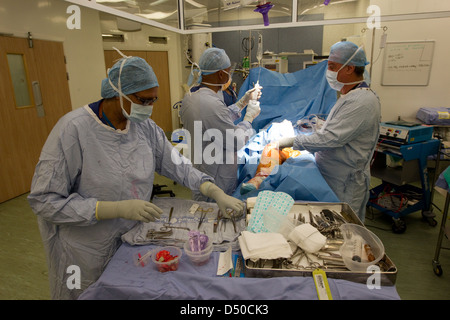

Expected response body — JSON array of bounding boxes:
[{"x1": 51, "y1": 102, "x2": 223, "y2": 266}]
[{"x1": 241, "y1": 37, "x2": 254, "y2": 56}]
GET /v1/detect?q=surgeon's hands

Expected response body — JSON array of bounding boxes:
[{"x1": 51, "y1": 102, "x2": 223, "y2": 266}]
[
  {"x1": 96, "y1": 200, "x2": 163, "y2": 223},
  {"x1": 200, "y1": 181, "x2": 245, "y2": 218},
  {"x1": 250, "y1": 83, "x2": 263, "y2": 100},
  {"x1": 275, "y1": 137, "x2": 295, "y2": 148},
  {"x1": 235, "y1": 84, "x2": 263, "y2": 110},
  {"x1": 243, "y1": 100, "x2": 261, "y2": 123}
]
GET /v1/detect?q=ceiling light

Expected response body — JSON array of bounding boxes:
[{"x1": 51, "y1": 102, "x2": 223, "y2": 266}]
[
  {"x1": 185, "y1": 0, "x2": 206, "y2": 8},
  {"x1": 138, "y1": 10, "x2": 177, "y2": 20}
]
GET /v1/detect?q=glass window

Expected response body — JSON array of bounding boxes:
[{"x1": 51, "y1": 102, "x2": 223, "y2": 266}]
[
  {"x1": 91, "y1": 1, "x2": 450, "y2": 33},
  {"x1": 6, "y1": 53, "x2": 32, "y2": 108},
  {"x1": 183, "y1": 0, "x2": 293, "y2": 29},
  {"x1": 298, "y1": 0, "x2": 370, "y2": 21},
  {"x1": 96, "y1": 0, "x2": 180, "y2": 29},
  {"x1": 298, "y1": 0, "x2": 450, "y2": 21}
]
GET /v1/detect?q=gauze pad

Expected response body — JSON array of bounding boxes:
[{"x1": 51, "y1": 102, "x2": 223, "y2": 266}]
[{"x1": 288, "y1": 223, "x2": 326, "y2": 253}]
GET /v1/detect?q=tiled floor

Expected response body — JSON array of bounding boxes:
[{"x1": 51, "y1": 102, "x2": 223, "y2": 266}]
[{"x1": 1, "y1": 174, "x2": 449, "y2": 300}]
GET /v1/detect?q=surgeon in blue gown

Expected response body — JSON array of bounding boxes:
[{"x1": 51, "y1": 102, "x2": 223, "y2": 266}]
[
  {"x1": 27, "y1": 53, "x2": 244, "y2": 299},
  {"x1": 180, "y1": 48, "x2": 262, "y2": 201},
  {"x1": 278, "y1": 41, "x2": 381, "y2": 222}
]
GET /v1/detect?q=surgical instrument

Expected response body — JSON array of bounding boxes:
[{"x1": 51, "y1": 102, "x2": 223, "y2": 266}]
[
  {"x1": 159, "y1": 206, "x2": 190, "y2": 232},
  {"x1": 226, "y1": 209, "x2": 237, "y2": 233},
  {"x1": 146, "y1": 224, "x2": 190, "y2": 240},
  {"x1": 160, "y1": 224, "x2": 190, "y2": 232},
  {"x1": 146, "y1": 228, "x2": 173, "y2": 240},
  {"x1": 213, "y1": 209, "x2": 222, "y2": 233},
  {"x1": 214, "y1": 210, "x2": 231, "y2": 233},
  {"x1": 197, "y1": 207, "x2": 213, "y2": 229}
]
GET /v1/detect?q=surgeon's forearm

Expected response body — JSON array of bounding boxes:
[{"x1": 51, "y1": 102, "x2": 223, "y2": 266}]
[
  {"x1": 228, "y1": 104, "x2": 242, "y2": 121},
  {"x1": 294, "y1": 131, "x2": 343, "y2": 152}
]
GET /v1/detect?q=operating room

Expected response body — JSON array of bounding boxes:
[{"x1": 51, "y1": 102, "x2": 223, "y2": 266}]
[{"x1": 1, "y1": 0, "x2": 450, "y2": 301}]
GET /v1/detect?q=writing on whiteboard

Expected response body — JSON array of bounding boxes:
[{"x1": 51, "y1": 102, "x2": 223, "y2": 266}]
[{"x1": 382, "y1": 41, "x2": 434, "y2": 86}]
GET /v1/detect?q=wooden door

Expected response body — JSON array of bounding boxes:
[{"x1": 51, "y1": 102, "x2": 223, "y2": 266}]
[
  {"x1": 104, "y1": 50, "x2": 172, "y2": 133},
  {"x1": 0, "y1": 36, "x2": 71, "y2": 203}
]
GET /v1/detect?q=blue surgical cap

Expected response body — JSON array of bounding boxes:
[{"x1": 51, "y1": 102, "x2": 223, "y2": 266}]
[
  {"x1": 198, "y1": 48, "x2": 231, "y2": 75},
  {"x1": 328, "y1": 41, "x2": 369, "y2": 67},
  {"x1": 101, "y1": 56, "x2": 159, "y2": 99}
]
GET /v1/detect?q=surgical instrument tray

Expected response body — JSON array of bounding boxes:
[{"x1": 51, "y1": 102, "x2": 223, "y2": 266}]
[{"x1": 243, "y1": 202, "x2": 398, "y2": 286}]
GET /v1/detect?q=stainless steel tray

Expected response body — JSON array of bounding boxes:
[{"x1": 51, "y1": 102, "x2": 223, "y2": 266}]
[{"x1": 244, "y1": 202, "x2": 398, "y2": 286}]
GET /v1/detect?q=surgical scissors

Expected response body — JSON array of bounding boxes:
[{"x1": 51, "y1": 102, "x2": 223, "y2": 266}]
[
  {"x1": 283, "y1": 247, "x2": 322, "y2": 270},
  {"x1": 213, "y1": 209, "x2": 237, "y2": 233},
  {"x1": 226, "y1": 209, "x2": 237, "y2": 233}
]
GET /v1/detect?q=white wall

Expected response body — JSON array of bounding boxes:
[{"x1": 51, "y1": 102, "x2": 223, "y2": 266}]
[
  {"x1": 368, "y1": 0, "x2": 450, "y2": 122},
  {"x1": 322, "y1": 0, "x2": 370, "y2": 54},
  {"x1": 0, "y1": 0, "x2": 106, "y2": 110}
]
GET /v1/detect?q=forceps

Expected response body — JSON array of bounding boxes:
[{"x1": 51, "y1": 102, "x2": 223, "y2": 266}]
[
  {"x1": 213, "y1": 209, "x2": 222, "y2": 233},
  {"x1": 160, "y1": 224, "x2": 190, "y2": 232},
  {"x1": 147, "y1": 224, "x2": 190, "y2": 239},
  {"x1": 146, "y1": 228, "x2": 173, "y2": 239},
  {"x1": 197, "y1": 207, "x2": 213, "y2": 229},
  {"x1": 146, "y1": 207, "x2": 190, "y2": 238},
  {"x1": 160, "y1": 206, "x2": 190, "y2": 232}
]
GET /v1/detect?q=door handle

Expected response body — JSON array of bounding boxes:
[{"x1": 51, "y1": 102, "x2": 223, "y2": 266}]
[{"x1": 32, "y1": 81, "x2": 45, "y2": 117}]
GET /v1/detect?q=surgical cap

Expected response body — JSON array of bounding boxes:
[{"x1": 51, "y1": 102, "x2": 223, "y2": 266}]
[
  {"x1": 198, "y1": 48, "x2": 231, "y2": 75},
  {"x1": 101, "y1": 56, "x2": 159, "y2": 99},
  {"x1": 328, "y1": 41, "x2": 369, "y2": 67}
]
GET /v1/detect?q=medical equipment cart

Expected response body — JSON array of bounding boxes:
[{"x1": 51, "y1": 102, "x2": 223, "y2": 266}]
[{"x1": 368, "y1": 122, "x2": 440, "y2": 233}]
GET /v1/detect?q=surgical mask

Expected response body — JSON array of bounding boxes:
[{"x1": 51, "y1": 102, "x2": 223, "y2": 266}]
[
  {"x1": 107, "y1": 56, "x2": 153, "y2": 122},
  {"x1": 221, "y1": 70, "x2": 232, "y2": 91},
  {"x1": 202, "y1": 70, "x2": 232, "y2": 91},
  {"x1": 326, "y1": 46, "x2": 365, "y2": 91},
  {"x1": 120, "y1": 95, "x2": 153, "y2": 122}
]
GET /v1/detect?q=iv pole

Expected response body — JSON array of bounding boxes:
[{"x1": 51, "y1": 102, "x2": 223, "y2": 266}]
[{"x1": 361, "y1": 26, "x2": 388, "y2": 87}]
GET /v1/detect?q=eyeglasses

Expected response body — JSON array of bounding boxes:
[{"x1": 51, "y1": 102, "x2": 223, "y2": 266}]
[{"x1": 133, "y1": 94, "x2": 158, "y2": 106}]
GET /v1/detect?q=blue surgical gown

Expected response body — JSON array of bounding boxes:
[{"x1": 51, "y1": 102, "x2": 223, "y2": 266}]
[
  {"x1": 180, "y1": 87, "x2": 254, "y2": 200},
  {"x1": 27, "y1": 105, "x2": 212, "y2": 299},
  {"x1": 293, "y1": 86, "x2": 381, "y2": 221}
]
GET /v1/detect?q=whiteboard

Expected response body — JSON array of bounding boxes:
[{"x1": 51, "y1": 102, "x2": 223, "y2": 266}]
[{"x1": 381, "y1": 41, "x2": 434, "y2": 86}]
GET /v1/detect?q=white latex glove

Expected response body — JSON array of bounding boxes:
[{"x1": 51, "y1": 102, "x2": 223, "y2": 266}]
[
  {"x1": 200, "y1": 181, "x2": 245, "y2": 218},
  {"x1": 251, "y1": 83, "x2": 263, "y2": 100},
  {"x1": 235, "y1": 85, "x2": 263, "y2": 110},
  {"x1": 243, "y1": 100, "x2": 261, "y2": 123},
  {"x1": 276, "y1": 137, "x2": 295, "y2": 148},
  {"x1": 96, "y1": 200, "x2": 163, "y2": 223}
]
